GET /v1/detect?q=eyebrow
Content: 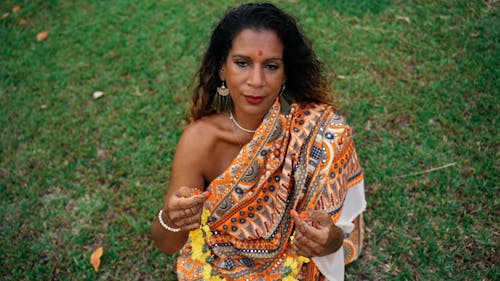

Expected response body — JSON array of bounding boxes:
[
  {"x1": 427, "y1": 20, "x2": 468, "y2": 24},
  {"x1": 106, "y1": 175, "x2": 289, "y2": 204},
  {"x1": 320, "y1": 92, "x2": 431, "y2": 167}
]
[{"x1": 231, "y1": 54, "x2": 283, "y2": 62}]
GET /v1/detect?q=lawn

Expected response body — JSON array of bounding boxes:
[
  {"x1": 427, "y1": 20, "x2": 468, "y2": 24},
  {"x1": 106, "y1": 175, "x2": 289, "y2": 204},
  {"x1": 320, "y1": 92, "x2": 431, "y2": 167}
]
[{"x1": 1, "y1": 0, "x2": 498, "y2": 280}]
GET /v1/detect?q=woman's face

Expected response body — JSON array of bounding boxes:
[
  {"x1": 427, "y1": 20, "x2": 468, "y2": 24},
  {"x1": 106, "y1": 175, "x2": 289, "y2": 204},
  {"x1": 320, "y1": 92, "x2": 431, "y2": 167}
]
[{"x1": 220, "y1": 28, "x2": 286, "y2": 120}]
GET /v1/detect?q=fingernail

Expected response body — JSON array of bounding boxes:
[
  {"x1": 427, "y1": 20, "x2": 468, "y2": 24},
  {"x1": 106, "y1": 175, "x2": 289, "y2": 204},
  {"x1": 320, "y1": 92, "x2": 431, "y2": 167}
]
[
  {"x1": 205, "y1": 191, "x2": 211, "y2": 198},
  {"x1": 289, "y1": 210, "x2": 294, "y2": 216},
  {"x1": 299, "y1": 212, "x2": 308, "y2": 219},
  {"x1": 194, "y1": 189, "x2": 202, "y2": 196}
]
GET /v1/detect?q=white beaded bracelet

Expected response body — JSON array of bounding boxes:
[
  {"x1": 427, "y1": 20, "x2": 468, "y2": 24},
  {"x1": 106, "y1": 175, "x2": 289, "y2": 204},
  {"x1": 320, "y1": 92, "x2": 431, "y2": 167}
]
[{"x1": 158, "y1": 209, "x2": 181, "y2": 232}]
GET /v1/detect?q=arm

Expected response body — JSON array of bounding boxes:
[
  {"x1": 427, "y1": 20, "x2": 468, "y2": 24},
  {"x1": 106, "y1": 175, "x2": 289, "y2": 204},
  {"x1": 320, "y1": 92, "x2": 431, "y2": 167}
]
[{"x1": 152, "y1": 124, "x2": 209, "y2": 254}]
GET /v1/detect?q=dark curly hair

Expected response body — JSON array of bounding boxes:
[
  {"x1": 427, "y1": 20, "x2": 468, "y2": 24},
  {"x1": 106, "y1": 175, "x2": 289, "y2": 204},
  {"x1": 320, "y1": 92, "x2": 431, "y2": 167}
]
[{"x1": 188, "y1": 2, "x2": 333, "y2": 121}]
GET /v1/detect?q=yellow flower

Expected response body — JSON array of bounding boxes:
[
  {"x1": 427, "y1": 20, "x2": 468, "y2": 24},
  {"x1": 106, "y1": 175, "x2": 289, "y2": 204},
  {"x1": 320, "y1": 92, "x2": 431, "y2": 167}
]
[
  {"x1": 190, "y1": 227, "x2": 212, "y2": 262},
  {"x1": 201, "y1": 224, "x2": 212, "y2": 239},
  {"x1": 283, "y1": 254, "x2": 310, "y2": 279},
  {"x1": 202, "y1": 264, "x2": 213, "y2": 280},
  {"x1": 201, "y1": 208, "x2": 211, "y2": 225},
  {"x1": 190, "y1": 210, "x2": 214, "y2": 263},
  {"x1": 297, "y1": 256, "x2": 310, "y2": 264},
  {"x1": 284, "y1": 256, "x2": 297, "y2": 268},
  {"x1": 191, "y1": 208, "x2": 229, "y2": 281}
]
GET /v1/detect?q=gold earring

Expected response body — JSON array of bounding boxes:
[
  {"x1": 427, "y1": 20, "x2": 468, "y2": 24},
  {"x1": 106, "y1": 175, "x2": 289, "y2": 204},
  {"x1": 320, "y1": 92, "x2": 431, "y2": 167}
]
[
  {"x1": 213, "y1": 81, "x2": 232, "y2": 112},
  {"x1": 216, "y1": 81, "x2": 229, "y2": 96}
]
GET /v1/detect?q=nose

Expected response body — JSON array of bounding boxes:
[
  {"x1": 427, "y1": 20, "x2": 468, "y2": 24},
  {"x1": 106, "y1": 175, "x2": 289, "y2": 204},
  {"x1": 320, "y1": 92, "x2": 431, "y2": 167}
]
[{"x1": 247, "y1": 66, "x2": 265, "y2": 87}]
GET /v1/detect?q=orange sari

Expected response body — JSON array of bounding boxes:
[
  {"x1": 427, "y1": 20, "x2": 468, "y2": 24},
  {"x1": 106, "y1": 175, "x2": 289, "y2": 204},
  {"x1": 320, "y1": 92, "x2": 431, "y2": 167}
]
[{"x1": 177, "y1": 98, "x2": 365, "y2": 281}]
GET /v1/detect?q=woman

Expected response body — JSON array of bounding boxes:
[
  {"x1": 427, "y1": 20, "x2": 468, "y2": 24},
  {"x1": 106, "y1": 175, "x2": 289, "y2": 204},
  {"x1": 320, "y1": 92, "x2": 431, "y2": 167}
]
[{"x1": 152, "y1": 3, "x2": 366, "y2": 281}]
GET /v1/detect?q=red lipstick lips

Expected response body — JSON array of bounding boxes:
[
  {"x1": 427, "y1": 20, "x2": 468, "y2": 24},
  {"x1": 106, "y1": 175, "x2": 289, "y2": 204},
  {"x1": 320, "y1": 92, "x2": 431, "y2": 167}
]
[{"x1": 244, "y1": 95, "x2": 264, "y2": 105}]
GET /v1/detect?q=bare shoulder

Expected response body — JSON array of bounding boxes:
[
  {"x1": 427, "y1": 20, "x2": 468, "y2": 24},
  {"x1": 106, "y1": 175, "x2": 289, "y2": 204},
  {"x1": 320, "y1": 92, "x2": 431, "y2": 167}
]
[
  {"x1": 177, "y1": 114, "x2": 228, "y2": 154},
  {"x1": 170, "y1": 113, "x2": 234, "y2": 187}
]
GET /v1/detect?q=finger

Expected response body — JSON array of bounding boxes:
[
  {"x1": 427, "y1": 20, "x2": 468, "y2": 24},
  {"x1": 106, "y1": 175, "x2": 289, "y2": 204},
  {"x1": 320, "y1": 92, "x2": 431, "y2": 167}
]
[
  {"x1": 178, "y1": 217, "x2": 202, "y2": 231},
  {"x1": 176, "y1": 210, "x2": 202, "y2": 226},
  {"x1": 174, "y1": 189, "x2": 209, "y2": 201},
  {"x1": 290, "y1": 209, "x2": 305, "y2": 225},
  {"x1": 291, "y1": 210, "x2": 319, "y2": 241},
  {"x1": 307, "y1": 210, "x2": 333, "y2": 227},
  {"x1": 169, "y1": 204, "x2": 204, "y2": 222},
  {"x1": 175, "y1": 186, "x2": 201, "y2": 197},
  {"x1": 177, "y1": 188, "x2": 210, "y2": 199},
  {"x1": 295, "y1": 220, "x2": 331, "y2": 256},
  {"x1": 170, "y1": 192, "x2": 208, "y2": 211},
  {"x1": 294, "y1": 230, "x2": 323, "y2": 256},
  {"x1": 181, "y1": 222, "x2": 202, "y2": 232},
  {"x1": 297, "y1": 216, "x2": 327, "y2": 241},
  {"x1": 290, "y1": 210, "x2": 323, "y2": 254},
  {"x1": 301, "y1": 225, "x2": 328, "y2": 248},
  {"x1": 292, "y1": 238, "x2": 317, "y2": 257},
  {"x1": 175, "y1": 205, "x2": 205, "y2": 227}
]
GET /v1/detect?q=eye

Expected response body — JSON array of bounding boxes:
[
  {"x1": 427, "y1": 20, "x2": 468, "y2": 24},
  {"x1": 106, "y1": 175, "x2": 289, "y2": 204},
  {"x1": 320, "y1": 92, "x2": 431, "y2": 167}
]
[
  {"x1": 235, "y1": 60, "x2": 249, "y2": 68},
  {"x1": 265, "y1": 64, "x2": 279, "y2": 71}
]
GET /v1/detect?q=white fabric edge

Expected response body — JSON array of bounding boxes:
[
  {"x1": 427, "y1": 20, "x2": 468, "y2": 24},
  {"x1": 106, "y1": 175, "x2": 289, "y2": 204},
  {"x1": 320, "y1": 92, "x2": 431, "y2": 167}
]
[{"x1": 312, "y1": 179, "x2": 366, "y2": 281}]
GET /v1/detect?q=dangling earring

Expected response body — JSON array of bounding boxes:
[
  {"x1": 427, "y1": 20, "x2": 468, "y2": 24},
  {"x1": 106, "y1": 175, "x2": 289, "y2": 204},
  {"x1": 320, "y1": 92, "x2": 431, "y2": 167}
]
[
  {"x1": 217, "y1": 81, "x2": 229, "y2": 96},
  {"x1": 279, "y1": 83, "x2": 292, "y2": 114},
  {"x1": 279, "y1": 83, "x2": 286, "y2": 96},
  {"x1": 213, "y1": 81, "x2": 232, "y2": 113}
]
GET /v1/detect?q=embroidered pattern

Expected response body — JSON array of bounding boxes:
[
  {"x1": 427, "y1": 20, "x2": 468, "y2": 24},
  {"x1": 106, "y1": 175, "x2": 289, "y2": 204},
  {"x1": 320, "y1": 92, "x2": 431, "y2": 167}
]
[{"x1": 177, "y1": 99, "x2": 364, "y2": 280}]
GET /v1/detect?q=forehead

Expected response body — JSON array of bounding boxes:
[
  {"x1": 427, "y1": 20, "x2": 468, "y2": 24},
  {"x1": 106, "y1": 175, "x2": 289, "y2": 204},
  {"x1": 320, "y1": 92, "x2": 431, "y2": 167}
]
[{"x1": 229, "y1": 29, "x2": 283, "y2": 57}]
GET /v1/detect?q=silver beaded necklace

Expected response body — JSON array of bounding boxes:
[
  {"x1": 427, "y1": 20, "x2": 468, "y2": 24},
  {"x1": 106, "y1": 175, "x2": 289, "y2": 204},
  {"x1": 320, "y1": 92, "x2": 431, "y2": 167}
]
[{"x1": 228, "y1": 111, "x2": 257, "y2": 133}]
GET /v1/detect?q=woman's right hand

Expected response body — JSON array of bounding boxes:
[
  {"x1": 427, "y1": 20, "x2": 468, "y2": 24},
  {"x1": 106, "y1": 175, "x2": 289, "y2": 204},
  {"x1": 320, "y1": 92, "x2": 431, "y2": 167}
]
[{"x1": 163, "y1": 186, "x2": 210, "y2": 232}]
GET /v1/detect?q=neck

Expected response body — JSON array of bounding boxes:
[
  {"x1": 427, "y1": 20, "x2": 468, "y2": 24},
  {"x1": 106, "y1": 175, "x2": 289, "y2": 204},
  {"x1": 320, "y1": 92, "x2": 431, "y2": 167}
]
[{"x1": 229, "y1": 111, "x2": 259, "y2": 133}]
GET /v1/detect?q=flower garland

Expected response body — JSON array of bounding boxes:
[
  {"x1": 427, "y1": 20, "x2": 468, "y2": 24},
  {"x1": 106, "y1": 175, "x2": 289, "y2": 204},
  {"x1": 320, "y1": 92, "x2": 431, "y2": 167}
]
[
  {"x1": 189, "y1": 208, "x2": 310, "y2": 281},
  {"x1": 189, "y1": 208, "x2": 225, "y2": 281},
  {"x1": 282, "y1": 254, "x2": 310, "y2": 281}
]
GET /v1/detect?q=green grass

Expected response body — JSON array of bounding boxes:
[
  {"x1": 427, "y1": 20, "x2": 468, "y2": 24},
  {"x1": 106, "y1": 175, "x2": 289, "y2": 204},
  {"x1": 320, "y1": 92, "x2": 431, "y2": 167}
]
[{"x1": 1, "y1": 0, "x2": 498, "y2": 280}]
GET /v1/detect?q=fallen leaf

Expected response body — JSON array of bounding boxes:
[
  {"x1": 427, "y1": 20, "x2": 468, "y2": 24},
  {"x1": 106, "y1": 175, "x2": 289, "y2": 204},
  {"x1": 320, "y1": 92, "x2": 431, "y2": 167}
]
[
  {"x1": 337, "y1": 75, "x2": 347, "y2": 80},
  {"x1": 133, "y1": 85, "x2": 143, "y2": 96},
  {"x1": 41, "y1": 104, "x2": 47, "y2": 110},
  {"x1": 12, "y1": 5, "x2": 21, "y2": 13},
  {"x1": 93, "y1": 91, "x2": 104, "y2": 99},
  {"x1": 469, "y1": 31, "x2": 480, "y2": 38},
  {"x1": 396, "y1": 15, "x2": 411, "y2": 24},
  {"x1": 2, "y1": 13, "x2": 10, "y2": 19},
  {"x1": 36, "y1": 31, "x2": 48, "y2": 42},
  {"x1": 19, "y1": 18, "x2": 26, "y2": 26},
  {"x1": 90, "y1": 247, "x2": 103, "y2": 272}
]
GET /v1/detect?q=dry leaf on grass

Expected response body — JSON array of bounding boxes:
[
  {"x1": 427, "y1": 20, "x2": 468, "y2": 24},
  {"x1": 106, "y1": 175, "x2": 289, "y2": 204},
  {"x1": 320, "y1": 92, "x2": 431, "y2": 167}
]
[
  {"x1": 12, "y1": 5, "x2": 21, "y2": 13},
  {"x1": 2, "y1": 13, "x2": 10, "y2": 19},
  {"x1": 93, "y1": 91, "x2": 105, "y2": 99},
  {"x1": 90, "y1": 247, "x2": 103, "y2": 272},
  {"x1": 396, "y1": 15, "x2": 411, "y2": 24},
  {"x1": 36, "y1": 31, "x2": 48, "y2": 42},
  {"x1": 19, "y1": 18, "x2": 26, "y2": 26}
]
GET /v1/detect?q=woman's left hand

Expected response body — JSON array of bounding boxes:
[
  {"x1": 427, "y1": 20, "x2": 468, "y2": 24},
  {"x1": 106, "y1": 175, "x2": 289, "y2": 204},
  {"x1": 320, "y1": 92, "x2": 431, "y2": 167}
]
[{"x1": 290, "y1": 210, "x2": 344, "y2": 257}]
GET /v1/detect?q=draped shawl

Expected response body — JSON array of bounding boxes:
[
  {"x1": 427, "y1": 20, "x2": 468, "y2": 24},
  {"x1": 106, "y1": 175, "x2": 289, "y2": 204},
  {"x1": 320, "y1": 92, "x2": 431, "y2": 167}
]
[{"x1": 177, "y1": 98, "x2": 365, "y2": 281}]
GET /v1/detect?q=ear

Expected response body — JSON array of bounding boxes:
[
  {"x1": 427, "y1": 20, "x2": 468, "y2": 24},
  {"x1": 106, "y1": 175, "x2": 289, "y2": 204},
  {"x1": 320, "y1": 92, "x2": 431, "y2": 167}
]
[{"x1": 219, "y1": 63, "x2": 226, "y2": 81}]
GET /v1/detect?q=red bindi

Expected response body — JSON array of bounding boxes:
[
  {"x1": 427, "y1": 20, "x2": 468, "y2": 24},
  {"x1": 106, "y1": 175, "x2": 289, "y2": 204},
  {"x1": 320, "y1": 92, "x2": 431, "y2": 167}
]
[{"x1": 258, "y1": 50, "x2": 263, "y2": 56}]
